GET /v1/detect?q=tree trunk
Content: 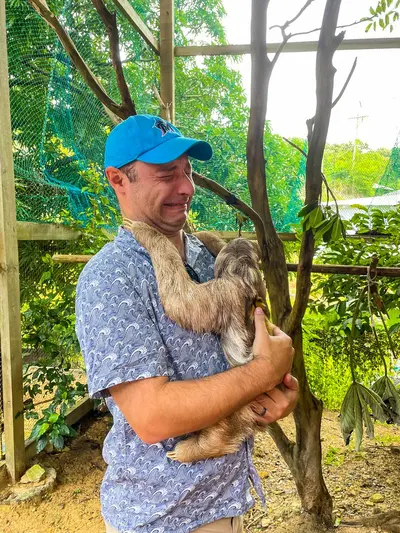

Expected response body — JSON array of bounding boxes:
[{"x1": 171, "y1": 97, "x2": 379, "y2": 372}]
[
  {"x1": 291, "y1": 328, "x2": 333, "y2": 524},
  {"x1": 268, "y1": 327, "x2": 333, "y2": 525}
]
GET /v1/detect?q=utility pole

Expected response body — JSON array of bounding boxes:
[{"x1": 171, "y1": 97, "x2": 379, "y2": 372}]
[{"x1": 348, "y1": 102, "x2": 368, "y2": 168}]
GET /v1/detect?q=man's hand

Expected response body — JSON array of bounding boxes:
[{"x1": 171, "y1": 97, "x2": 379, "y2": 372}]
[
  {"x1": 250, "y1": 373, "x2": 299, "y2": 424},
  {"x1": 252, "y1": 307, "x2": 295, "y2": 387}
]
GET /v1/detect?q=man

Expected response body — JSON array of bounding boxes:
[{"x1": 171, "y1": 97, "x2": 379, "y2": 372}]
[{"x1": 75, "y1": 114, "x2": 298, "y2": 533}]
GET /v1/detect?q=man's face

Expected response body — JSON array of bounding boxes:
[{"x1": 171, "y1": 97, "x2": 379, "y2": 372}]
[{"x1": 113, "y1": 154, "x2": 195, "y2": 236}]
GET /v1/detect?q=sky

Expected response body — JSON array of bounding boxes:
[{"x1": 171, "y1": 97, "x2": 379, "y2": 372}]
[{"x1": 219, "y1": 0, "x2": 400, "y2": 149}]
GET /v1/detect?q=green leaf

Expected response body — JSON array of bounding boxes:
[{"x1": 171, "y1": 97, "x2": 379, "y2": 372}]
[
  {"x1": 308, "y1": 206, "x2": 324, "y2": 228},
  {"x1": 48, "y1": 413, "x2": 59, "y2": 424},
  {"x1": 340, "y1": 382, "x2": 387, "y2": 450},
  {"x1": 37, "y1": 422, "x2": 50, "y2": 437},
  {"x1": 388, "y1": 323, "x2": 400, "y2": 336},
  {"x1": 58, "y1": 424, "x2": 71, "y2": 436},
  {"x1": 353, "y1": 386, "x2": 363, "y2": 451},
  {"x1": 340, "y1": 219, "x2": 347, "y2": 239},
  {"x1": 331, "y1": 217, "x2": 343, "y2": 242},
  {"x1": 350, "y1": 204, "x2": 369, "y2": 212},
  {"x1": 50, "y1": 433, "x2": 65, "y2": 450},
  {"x1": 372, "y1": 376, "x2": 400, "y2": 424},
  {"x1": 358, "y1": 383, "x2": 387, "y2": 423},
  {"x1": 338, "y1": 301, "x2": 347, "y2": 317},
  {"x1": 297, "y1": 201, "x2": 319, "y2": 218},
  {"x1": 359, "y1": 390, "x2": 374, "y2": 440},
  {"x1": 39, "y1": 271, "x2": 51, "y2": 284},
  {"x1": 314, "y1": 216, "x2": 337, "y2": 242},
  {"x1": 37, "y1": 436, "x2": 48, "y2": 453},
  {"x1": 341, "y1": 383, "x2": 356, "y2": 445}
]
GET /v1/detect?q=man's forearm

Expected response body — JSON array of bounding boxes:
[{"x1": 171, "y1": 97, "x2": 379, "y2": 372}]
[{"x1": 140, "y1": 358, "x2": 280, "y2": 443}]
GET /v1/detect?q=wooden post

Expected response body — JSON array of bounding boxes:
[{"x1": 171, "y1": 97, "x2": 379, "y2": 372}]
[
  {"x1": 0, "y1": 0, "x2": 25, "y2": 483},
  {"x1": 159, "y1": 0, "x2": 175, "y2": 123}
]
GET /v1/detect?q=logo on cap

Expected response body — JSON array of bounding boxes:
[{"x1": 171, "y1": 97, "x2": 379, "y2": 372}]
[{"x1": 153, "y1": 118, "x2": 174, "y2": 137}]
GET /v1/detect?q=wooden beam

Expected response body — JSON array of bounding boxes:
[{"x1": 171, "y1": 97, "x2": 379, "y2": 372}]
[
  {"x1": 52, "y1": 252, "x2": 400, "y2": 277},
  {"x1": 211, "y1": 231, "x2": 296, "y2": 241},
  {"x1": 287, "y1": 263, "x2": 400, "y2": 277},
  {"x1": 111, "y1": 0, "x2": 159, "y2": 55},
  {"x1": 159, "y1": 0, "x2": 175, "y2": 122},
  {"x1": 16, "y1": 222, "x2": 80, "y2": 241},
  {"x1": 0, "y1": 0, "x2": 25, "y2": 483},
  {"x1": 53, "y1": 254, "x2": 93, "y2": 263},
  {"x1": 175, "y1": 37, "x2": 400, "y2": 57}
]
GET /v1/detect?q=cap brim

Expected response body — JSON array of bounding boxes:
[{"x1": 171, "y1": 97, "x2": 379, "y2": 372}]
[{"x1": 136, "y1": 137, "x2": 212, "y2": 164}]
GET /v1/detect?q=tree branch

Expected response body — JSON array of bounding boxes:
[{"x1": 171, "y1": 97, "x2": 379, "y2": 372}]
[
  {"x1": 282, "y1": 138, "x2": 341, "y2": 221},
  {"x1": 27, "y1": 0, "x2": 131, "y2": 120},
  {"x1": 331, "y1": 57, "x2": 357, "y2": 110},
  {"x1": 271, "y1": 0, "x2": 316, "y2": 38},
  {"x1": 270, "y1": 0, "x2": 316, "y2": 67},
  {"x1": 283, "y1": 137, "x2": 308, "y2": 158},
  {"x1": 281, "y1": 15, "x2": 374, "y2": 41},
  {"x1": 266, "y1": 422, "x2": 295, "y2": 470},
  {"x1": 91, "y1": 0, "x2": 136, "y2": 116},
  {"x1": 153, "y1": 85, "x2": 171, "y2": 122},
  {"x1": 287, "y1": 0, "x2": 344, "y2": 337},
  {"x1": 192, "y1": 171, "x2": 265, "y2": 238}
]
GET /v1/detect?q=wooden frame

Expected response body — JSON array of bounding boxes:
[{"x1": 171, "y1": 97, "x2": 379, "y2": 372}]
[
  {"x1": 0, "y1": 0, "x2": 25, "y2": 483},
  {"x1": 175, "y1": 37, "x2": 400, "y2": 57},
  {"x1": 111, "y1": 0, "x2": 159, "y2": 54},
  {"x1": 159, "y1": 0, "x2": 175, "y2": 122},
  {"x1": 16, "y1": 222, "x2": 80, "y2": 241}
]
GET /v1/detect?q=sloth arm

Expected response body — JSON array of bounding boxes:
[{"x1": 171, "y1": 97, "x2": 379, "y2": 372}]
[{"x1": 131, "y1": 223, "x2": 244, "y2": 333}]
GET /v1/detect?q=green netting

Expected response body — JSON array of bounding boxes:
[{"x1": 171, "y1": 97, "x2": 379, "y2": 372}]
[
  {"x1": 7, "y1": 0, "x2": 158, "y2": 226},
  {"x1": 375, "y1": 138, "x2": 400, "y2": 194}
]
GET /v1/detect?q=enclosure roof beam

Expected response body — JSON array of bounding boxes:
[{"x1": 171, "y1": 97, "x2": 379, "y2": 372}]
[
  {"x1": 111, "y1": 0, "x2": 159, "y2": 55},
  {"x1": 175, "y1": 37, "x2": 400, "y2": 57}
]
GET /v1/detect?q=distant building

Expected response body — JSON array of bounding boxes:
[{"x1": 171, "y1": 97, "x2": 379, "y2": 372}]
[{"x1": 332, "y1": 190, "x2": 400, "y2": 221}]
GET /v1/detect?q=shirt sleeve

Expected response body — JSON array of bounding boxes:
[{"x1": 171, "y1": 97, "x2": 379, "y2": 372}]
[{"x1": 75, "y1": 260, "x2": 169, "y2": 399}]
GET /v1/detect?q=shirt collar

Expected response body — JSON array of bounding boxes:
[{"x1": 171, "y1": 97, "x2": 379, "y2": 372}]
[{"x1": 184, "y1": 233, "x2": 204, "y2": 268}]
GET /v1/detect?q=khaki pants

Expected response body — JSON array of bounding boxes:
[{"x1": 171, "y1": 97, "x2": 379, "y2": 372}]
[{"x1": 105, "y1": 516, "x2": 244, "y2": 532}]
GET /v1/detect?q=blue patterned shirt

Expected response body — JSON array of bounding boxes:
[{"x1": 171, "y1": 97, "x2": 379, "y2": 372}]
[{"x1": 75, "y1": 227, "x2": 264, "y2": 533}]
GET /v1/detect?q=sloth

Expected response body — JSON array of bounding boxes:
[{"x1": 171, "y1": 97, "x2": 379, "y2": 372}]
[{"x1": 124, "y1": 219, "x2": 273, "y2": 463}]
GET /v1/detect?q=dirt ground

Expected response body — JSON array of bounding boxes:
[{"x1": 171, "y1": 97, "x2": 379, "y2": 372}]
[{"x1": 0, "y1": 410, "x2": 399, "y2": 533}]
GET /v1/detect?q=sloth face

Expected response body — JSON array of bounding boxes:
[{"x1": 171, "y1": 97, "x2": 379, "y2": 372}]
[{"x1": 214, "y1": 238, "x2": 266, "y2": 301}]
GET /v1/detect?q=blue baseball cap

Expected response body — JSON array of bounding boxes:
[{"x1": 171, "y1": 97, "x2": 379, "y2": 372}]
[{"x1": 104, "y1": 114, "x2": 212, "y2": 168}]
